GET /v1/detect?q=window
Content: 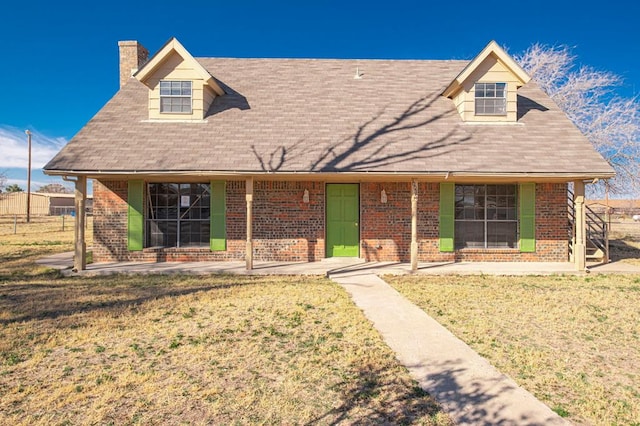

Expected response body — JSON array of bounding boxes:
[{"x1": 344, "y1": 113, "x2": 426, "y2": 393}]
[
  {"x1": 454, "y1": 184, "x2": 517, "y2": 249},
  {"x1": 159, "y1": 81, "x2": 192, "y2": 113},
  {"x1": 475, "y1": 82, "x2": 506, "y2": 115},
  {"x1": 146, "y1": 183, "x2": 210, "y2": 247}
]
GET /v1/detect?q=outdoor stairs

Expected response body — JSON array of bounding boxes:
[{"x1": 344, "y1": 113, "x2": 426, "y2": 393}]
[{"x1": 568, "y1": 189, "x2": 609, "y2": 262}]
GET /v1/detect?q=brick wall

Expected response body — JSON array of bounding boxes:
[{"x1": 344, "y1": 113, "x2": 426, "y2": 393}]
[
  {"x1": 92, "y1": 179, "x2": 324, "y2": 263},
  {"x1": 93, "y1": 180, "x2": 129, "y2": 262},
  {"x1": 361, "y1": 182, "x2": 568, "y2": 262},
  {"x1": 93, "y1": 179, "x2": 568, "y2": 263},
  {"x1": 253, "y1": 181, "x2": 325, "y2": 261},
  {"x1": 118, "y1": 41, "x2": 149, "y2": 88},
  {"x1": 451, "y1": 183, "x2": 568, "y2": 262},
  {"x1": 361, "y1": 182, "x2": 411, "y2": 261}
]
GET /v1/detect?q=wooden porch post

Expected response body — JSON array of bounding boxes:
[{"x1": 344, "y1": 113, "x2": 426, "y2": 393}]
[
  {"x1": 246, "y1": 177, "x2": 254, "y2": 270},
  {"x1": 410, "y1": 179, "x2": 418, "y2": 271},
  {"x1": 574, "y1": 180, "x2": 586, "y2": 271},
  {"x1": 73, "y1": 176, "x2": 87, "y2": 272}
]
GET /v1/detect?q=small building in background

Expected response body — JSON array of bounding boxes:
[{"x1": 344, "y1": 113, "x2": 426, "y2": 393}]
[
  {"x1": 0, "y1": 192, "x2": 93, "y2": 216},
  {"x1": 586, "y1": 199, "x2": 640, "y2": 218}
]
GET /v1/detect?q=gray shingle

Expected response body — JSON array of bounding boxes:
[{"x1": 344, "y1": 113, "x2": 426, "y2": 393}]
[{"x1": 44, "y1": 58, "x2": 614, "y2": 178}]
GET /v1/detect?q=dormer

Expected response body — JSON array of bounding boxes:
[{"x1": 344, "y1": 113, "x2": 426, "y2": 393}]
[
  {"x1": 443, "y1": 41, "x2": 530, "y2": 123},
  {"x1": 134, "y1": 38, "x2": 224, "y2": 121}
]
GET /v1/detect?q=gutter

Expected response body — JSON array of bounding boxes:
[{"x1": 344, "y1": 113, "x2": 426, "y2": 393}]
[{"x1": 44, "y1": 169, "x2": 616, "y2": 182}]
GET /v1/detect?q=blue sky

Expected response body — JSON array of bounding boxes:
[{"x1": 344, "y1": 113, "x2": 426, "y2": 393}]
[{"x1": 1, "y1": 0, "x2": 638, "y2": 193}]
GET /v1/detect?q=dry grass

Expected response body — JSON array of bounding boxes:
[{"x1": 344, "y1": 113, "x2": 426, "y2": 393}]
[
  {"x1": 0, "y1": 217, "x2": 450, "y2": 425},
  {"x1": 609, "y1": 218, "x2": 640, "y2": 266},
  {"x1": 386, "y1": 274, "x2": 640, "y2": 425},
  {"x1": 0, "y1": 215, "x2": 93, "y2": 276}
]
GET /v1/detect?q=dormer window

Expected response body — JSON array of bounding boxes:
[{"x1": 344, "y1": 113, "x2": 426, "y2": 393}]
[
  {"x1": 475, "y1": 83, "x2": 506, "y2": 115},
  {"x1": 160, "y1": 81, "x2": 192, "y2": 113}
]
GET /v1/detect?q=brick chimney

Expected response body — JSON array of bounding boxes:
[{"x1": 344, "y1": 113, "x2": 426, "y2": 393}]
[{"x1": 118, "y1": 41, "x2": 149, "y2": 88}]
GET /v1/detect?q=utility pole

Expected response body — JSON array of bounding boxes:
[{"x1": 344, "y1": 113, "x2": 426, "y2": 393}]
[{"x1": 25, "y1": 130, "x2": 32, "y2": 223}]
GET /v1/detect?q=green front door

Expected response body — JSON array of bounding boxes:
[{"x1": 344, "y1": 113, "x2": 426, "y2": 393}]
[{"x1": 326, "y1": 184, "x2": 359, "y2": 257}]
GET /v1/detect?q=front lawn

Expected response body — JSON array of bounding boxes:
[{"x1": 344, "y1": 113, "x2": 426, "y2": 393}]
[
  {"x1": 386, "y1": 274, "x2": 640, "y2": 425},
  {"x1": 0, "y1": 217, "x2": 450, "y2": 425}
]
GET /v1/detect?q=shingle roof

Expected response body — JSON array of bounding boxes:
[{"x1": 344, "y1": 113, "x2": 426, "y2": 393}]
[{"x1": 44, "y1": 57, "x2": 614, "y2": 178}]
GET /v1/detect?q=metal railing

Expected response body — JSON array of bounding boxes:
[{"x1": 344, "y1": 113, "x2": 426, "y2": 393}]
[{"x1": 568, "y1": 189, "x2": 609, "y2": 262}]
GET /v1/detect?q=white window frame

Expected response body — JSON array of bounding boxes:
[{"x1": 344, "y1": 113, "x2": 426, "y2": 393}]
[
  {"x1": 159, "y1": 80, "x2": 192, "y2": 114},
  {"x1": 474, "y1": 82, "x2": 507, "y2": 116}
]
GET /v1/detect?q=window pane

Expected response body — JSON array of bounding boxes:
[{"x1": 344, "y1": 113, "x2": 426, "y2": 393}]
[
  {"x1": 455, "y1": 221, "x2": 484, "y2": 248},
  {"x1": 158, "y1": 192, "x2": 168, "y2": 207},
  {"x1": 147, "y1": 220, "x2": 162, "y2": 247},
  {"x1": 455, "y1": 202, "x2": 464, "y2": 219},
  {"x1": 155, "y1": 208, "x2": 167, "y2": 220},
  {"x1": 487, "y1": 222, "x2": 517, "y2": 248},
  {"x1": 160, "y1": 81, "x2": 171, "y2": 95},
  {"x1": 475, "y1": 83, "x2": 486, "y2": 98},
  {"x1": 488, "y1": 208, "x2": 498, "y2": 220},
  {"x1": 165, "y1": 221, "x2": 178, "y2": 247},
  {"x1": 180, "y1": 220, "x2": 209, "y2": 247},
  {"x1": 495, "y1": 208, "x2": 507, "y2": 220}
]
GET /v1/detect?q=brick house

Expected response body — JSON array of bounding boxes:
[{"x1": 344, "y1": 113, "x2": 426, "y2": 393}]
[{"x1": 43, "y1": 38, "x2": 614, "y2": 271}]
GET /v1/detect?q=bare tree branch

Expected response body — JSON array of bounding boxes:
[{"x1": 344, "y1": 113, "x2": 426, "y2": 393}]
[{"x1": 516, "y1": 44, "x2": 640, "y2": 197}]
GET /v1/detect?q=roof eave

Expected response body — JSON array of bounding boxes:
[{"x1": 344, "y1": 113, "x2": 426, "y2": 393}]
[{"x1": 43, "y1": 169, "x2": 616, "y2": 182}]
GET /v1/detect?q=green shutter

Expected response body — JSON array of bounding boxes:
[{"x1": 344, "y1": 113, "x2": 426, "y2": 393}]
[
  {"x1": 439, "y1": 182, "x2": 455, "y2": 252},
  {"x1": 210, "y1": 181, "x2": 226, "y2": 251},
  {"x1": 127, "y1": 180, "x2": 144, "y2": 251},
  {"x1": 519, "y1": 183, "x2": 536, "y2": 252}
]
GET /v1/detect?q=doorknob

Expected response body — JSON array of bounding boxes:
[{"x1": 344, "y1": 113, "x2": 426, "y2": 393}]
[{"x1": 355, "y1": 222, "x2": 358, "y2": 226}]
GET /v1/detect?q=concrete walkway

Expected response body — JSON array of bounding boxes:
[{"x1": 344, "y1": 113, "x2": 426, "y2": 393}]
[{"x1": 330, "y1": 269, "x2": 568, "y2": 426}]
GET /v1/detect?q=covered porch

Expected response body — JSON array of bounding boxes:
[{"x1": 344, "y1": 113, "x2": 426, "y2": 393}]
[{"x1": 67, "y1": 176, "x2": 598, "y2": 273}]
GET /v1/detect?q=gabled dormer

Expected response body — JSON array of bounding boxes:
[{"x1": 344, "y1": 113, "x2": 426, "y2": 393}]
[
  {"x1": 134, "y1": 38, "x2": 224, "y2": 121},
  {"x1": 443, "y1": 41, "x2": 530, "y2": 123}
]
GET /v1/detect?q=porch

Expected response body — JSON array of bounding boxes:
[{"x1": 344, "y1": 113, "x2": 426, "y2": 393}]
[{"x1": 38, "y1": 252, "x2": 640, "y2": 277}]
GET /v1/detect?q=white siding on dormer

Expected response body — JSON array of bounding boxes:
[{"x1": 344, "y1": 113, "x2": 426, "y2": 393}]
[
  {"x1": 454, "y1": 54, "x2": 521, "y2": 123},
  {"x1": 146, "y1": 51, "x2": 217, "y2": 121}
]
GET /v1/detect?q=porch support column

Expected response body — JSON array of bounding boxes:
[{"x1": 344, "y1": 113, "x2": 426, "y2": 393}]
[
  {"x1": 246, "y1": 177, "x2": 254, "y2": 271},
  {"x1": 574, "y1": 180, "x2": 586, "y2": 271},
  {"x1": 73, "y1": 176, "x2": 87, "y2": 272},
  {"x1": 410, "y1": 179, "x2": 418, "y2": 271}
]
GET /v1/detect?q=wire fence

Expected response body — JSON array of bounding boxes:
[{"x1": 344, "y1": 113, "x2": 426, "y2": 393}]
[{"x1": 0, "y1": 214, "x2": 93, "y2": 235}]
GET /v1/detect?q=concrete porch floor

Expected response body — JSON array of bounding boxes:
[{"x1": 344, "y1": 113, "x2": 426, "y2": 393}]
[{"x1": 37, "y1": 252, "x2": 640, "y2": 276}]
